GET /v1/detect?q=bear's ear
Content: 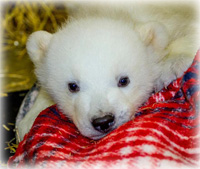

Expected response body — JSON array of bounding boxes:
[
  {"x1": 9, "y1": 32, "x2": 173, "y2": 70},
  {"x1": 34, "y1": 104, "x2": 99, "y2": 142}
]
[
  {"x1": 136, "y1": 22, "x2": 169, "y2": 51},
  {"x1": 26, "y1": 31, "x2": 53, "y2": 65}
]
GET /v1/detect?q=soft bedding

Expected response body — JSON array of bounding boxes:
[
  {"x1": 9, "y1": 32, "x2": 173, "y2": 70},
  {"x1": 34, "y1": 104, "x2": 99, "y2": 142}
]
[{"x1": 8, "y1": 51, "x2": 200, "y2": 169}]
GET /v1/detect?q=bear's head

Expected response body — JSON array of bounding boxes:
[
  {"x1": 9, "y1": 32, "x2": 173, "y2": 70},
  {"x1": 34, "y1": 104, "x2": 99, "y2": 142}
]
[{"x1": 27, "y1": 17, "x2": 169, "y2": 139}]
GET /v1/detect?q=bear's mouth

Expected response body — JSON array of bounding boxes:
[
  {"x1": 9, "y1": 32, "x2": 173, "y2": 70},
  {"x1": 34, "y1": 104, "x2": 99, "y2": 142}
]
[
  {"x1": 89, "y1": 125, "x2": 117, "y2": 140},
  {"x1": 91, "y1": 134, "x2": 107, "y2": 140}
]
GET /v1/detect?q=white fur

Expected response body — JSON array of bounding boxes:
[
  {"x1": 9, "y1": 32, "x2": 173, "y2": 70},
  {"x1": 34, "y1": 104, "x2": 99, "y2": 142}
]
[
  {"x1": 17, "y1": 88, "x2": 54, "y2": 142},
  {"x1": 17, "y1": 2, "x2": 199, "y2": 140}
]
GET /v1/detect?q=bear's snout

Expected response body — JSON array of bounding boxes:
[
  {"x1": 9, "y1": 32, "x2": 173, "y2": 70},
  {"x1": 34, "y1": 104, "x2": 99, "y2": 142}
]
[{"x1": 92, "y1": 114, "x2": 115, "y2": 133}]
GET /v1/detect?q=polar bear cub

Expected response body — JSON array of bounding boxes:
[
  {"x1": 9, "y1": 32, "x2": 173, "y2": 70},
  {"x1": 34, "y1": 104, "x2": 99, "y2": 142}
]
[{"x1": 17, "y1": 3, "x2": 198, "y2": 140}]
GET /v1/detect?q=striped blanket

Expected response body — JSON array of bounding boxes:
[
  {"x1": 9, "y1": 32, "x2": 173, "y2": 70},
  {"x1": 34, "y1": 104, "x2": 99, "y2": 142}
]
[{"x1": 8, "y1": 51, "x2": 200, "y2": 169}]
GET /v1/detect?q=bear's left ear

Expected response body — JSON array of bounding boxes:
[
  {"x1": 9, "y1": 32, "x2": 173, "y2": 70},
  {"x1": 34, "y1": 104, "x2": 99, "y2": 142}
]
[
  {"x1": 136, "y1": 22, "x2": 169, "y2": 51},
  {"x1": 26, "y1": 31, "x2": 53, "y2": 65}
]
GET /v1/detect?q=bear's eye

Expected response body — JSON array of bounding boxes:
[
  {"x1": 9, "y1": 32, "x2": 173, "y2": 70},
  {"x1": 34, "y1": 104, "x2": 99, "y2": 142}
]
[
  {"x1": 118, "y1": 76, "x2": 130, "y2": 87},
  {"x1": 68, "y1": 83, "x2": 80, "y2": 93}
]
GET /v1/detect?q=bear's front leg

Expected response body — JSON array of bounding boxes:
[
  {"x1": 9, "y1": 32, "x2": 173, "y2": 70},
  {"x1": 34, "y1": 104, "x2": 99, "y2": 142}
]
[{"x1": 154, "y1": 36, "x2": 197, "y2": 92}]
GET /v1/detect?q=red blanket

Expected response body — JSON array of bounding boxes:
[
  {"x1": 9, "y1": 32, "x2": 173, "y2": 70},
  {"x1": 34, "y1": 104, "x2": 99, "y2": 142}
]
[{"x1": 8, "y1": 51, "x2": 200, "y2": 169}]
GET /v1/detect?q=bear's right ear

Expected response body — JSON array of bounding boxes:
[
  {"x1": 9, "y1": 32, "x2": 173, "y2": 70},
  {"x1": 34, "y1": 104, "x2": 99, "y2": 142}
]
[
  {"x1": 26, "y1": 31, "x2": 53, "y2": 65},
  {"x1": 135, "y1": 22, "x2": 169, "y2": 52}
]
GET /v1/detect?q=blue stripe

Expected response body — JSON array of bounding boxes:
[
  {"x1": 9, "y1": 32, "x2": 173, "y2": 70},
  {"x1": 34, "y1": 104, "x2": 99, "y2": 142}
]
[
  {"x1": 162, "y1": 112, "x2": 198, "y2": 120},
  {"x1": 135, "y1": 107, "x2": 197, "y2": 120},
  {"x1": 159, "y1": 107, "x2": 189, "y2": 113},
  {"x1": 193, "y1": 60, "x2": 199, "y2": 69},
  {"x1": 172, "y1": 90, "x2": 183, "y2": 99},
  {"x1": 49, "y1": 107, "x2": 73, "y2": 123},
  {"x1": 186, "y1": 85, "x2": 199, "y2": 99},
  {"x1": 155, "y1": 116, "x2": 200, "y2": 129},
  {"x1": 49, "y1": 107, "x2": 61, "y2": 118},
  {"x1": 182, "y1": 72, "x2": 198, "y2": 83}
]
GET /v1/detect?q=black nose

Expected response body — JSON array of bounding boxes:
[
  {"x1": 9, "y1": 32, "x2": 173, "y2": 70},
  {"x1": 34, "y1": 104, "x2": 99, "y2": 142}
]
[{"x1": 92, "y1": 115, "x2": 115, "y2": 133}]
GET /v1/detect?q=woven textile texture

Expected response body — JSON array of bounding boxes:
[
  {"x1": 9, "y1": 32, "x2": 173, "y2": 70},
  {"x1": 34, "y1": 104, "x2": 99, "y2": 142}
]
[{"x1": 8, "y1": 51, "x2": 200, "y2": 169}]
